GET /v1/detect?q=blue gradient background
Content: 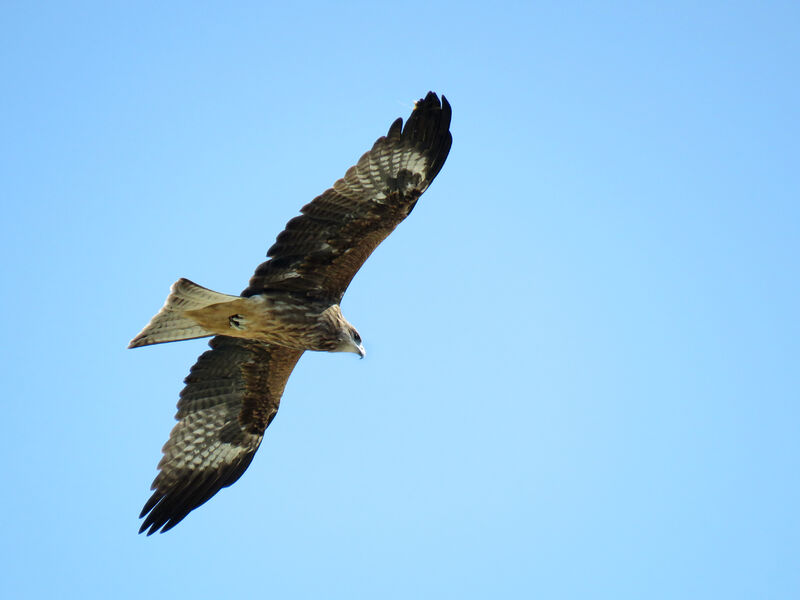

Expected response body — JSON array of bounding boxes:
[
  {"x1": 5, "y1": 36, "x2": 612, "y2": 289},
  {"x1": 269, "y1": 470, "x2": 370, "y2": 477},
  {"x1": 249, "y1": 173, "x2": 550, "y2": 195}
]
[{"x1": 1, "y1": 2, "x2": 798, "y2": 598}]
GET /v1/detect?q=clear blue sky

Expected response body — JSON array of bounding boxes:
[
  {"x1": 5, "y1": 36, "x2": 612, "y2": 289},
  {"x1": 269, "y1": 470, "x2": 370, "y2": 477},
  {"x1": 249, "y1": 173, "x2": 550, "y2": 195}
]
[{"x1": 2, "y1": 1, "x2": 798, "y2": 598}]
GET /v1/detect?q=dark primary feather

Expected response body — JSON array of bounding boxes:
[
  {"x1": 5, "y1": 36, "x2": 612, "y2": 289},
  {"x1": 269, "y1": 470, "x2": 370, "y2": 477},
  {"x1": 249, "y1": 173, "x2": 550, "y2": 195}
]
[
  {"x1": 139, "y1": 337, "x2": 302, "y2": 534},
  {"x1": 242, "y1": 91, "x2": 452, "y2": 301}
]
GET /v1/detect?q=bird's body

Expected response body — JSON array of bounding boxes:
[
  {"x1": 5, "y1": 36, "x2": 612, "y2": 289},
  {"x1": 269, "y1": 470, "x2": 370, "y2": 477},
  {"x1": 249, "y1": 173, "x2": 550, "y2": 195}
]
[
  {"x1": 130, "y1": 279, "x2": 362, "y2": 354},
  {"x1": 131, "y1": 92, "x2": 452, "y2": 534}
]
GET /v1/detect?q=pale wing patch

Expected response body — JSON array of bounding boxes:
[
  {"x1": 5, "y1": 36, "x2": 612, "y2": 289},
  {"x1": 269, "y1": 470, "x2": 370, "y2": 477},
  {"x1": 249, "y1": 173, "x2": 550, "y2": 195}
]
[
  {"x1": 157, "y1": 395, "x2": 260, "y2": 474},
  {"x1": 402, "y1": 151, "x2": 429, "y2": 181}
]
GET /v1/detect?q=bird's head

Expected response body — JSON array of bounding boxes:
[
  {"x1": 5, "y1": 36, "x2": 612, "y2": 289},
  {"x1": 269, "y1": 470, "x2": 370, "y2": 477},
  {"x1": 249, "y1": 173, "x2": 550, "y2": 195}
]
[
  {"x1": 320, "y1": 305, "x2": 366, "y2": 358},
  {"x1": 337, "y1": 324, "x2": 366, "y2": 359}
]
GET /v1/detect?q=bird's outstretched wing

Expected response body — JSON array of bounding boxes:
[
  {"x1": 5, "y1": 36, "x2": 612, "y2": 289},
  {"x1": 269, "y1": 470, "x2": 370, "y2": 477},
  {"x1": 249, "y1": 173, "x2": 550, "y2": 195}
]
[
  {"x1": 139, "y1": 336, "x2": 302, "y2": 534},
  {"x1": 242, "y1": 91, "x2": 452, "y2": 301}
]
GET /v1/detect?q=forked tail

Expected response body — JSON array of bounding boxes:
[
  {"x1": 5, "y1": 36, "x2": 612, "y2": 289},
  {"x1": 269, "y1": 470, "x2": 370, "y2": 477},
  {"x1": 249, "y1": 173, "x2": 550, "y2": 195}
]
[{"x1": 129, "y1": 278, "x2": 238, "y2": 348}]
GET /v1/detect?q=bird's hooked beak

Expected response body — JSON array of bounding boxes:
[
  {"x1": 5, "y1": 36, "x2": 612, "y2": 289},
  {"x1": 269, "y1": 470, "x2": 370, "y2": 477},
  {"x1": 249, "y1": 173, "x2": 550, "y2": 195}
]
[{"x1": 349, "y1": 327, "x2": 365, "y2": 359}]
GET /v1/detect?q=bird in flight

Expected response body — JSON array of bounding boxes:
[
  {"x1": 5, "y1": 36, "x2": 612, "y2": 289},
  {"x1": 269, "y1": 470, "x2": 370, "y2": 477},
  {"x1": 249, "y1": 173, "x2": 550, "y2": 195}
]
[{"x1": 130, "y1": 92, "x2": 452, "y2": 534}]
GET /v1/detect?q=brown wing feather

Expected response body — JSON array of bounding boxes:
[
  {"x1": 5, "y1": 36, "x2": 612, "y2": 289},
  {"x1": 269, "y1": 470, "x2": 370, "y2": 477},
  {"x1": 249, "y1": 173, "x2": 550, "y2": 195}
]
[
  {"x1": 139, "y1": 336, "x2": 302, "y2": 534},
  {"x1": 242, "y1": 92, "x2": 453, "y2": 301}
]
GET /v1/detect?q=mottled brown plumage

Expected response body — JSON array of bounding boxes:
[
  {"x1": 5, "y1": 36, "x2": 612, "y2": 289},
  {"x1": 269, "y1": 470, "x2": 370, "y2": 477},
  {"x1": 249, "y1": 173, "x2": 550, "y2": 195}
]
[{"x1": 132, "y1": 92, "x2": 452, "y2": 534}]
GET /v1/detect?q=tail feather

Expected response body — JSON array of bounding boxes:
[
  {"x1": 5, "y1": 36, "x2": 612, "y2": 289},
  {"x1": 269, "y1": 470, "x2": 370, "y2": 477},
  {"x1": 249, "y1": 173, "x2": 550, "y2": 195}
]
[{"x1": 129, "y1": 278, "x2": 238, "y2": 348}]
